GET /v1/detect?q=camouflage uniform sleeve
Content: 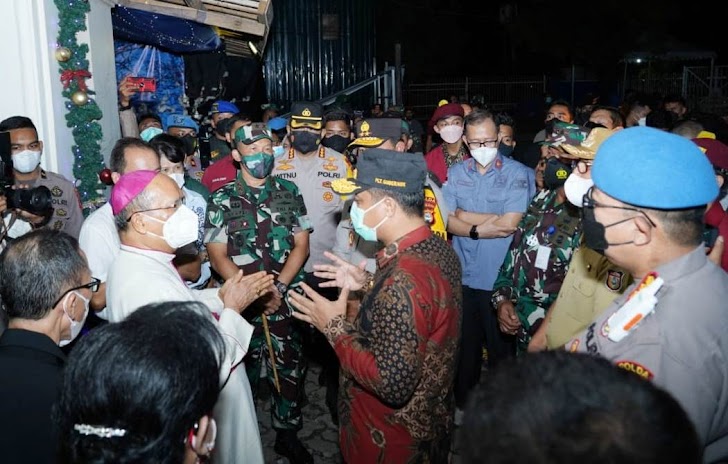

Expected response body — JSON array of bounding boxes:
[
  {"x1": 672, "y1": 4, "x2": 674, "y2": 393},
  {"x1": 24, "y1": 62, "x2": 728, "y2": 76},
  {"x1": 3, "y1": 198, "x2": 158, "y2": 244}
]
[
  {"x1": 492, "y1": 215, "x2": 528, "y2": 301},
  {"x1": 285, "y1": 181, "x2": 312, "y2": 234},
  {"x1": 203, "y1": 189, "x2": 229, "y2": 244}
]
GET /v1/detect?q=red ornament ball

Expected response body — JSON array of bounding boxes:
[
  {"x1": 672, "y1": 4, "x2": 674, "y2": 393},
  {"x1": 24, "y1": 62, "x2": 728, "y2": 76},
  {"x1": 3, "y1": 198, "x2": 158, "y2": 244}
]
[{"x1": 98, "y1": 168, "x2": 113, "y2": 185}]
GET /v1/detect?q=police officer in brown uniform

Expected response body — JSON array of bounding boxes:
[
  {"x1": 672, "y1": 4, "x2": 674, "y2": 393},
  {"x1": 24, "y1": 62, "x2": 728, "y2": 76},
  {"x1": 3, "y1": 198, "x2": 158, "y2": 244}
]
[{"x1": 0, "y1": 116, "x2": 83, "y2": 239}]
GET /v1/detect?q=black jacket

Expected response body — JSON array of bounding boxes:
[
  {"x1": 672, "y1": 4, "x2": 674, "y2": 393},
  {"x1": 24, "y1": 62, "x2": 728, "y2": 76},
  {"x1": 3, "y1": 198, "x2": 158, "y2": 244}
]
[{"x1": 0, "y1": 328, "x2": 66, "y2": 464}]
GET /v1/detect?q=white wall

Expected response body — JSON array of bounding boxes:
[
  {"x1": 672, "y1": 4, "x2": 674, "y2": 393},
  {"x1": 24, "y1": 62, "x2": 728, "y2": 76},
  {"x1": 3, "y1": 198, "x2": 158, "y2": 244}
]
[{"x1": 0, "y1": 0, "x2": 120, "y2": 183}]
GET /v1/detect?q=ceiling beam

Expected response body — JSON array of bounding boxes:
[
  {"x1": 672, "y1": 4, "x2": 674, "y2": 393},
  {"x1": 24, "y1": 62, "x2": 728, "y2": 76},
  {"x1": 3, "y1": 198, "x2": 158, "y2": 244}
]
[
  {"x1": 118, "y1": 0, "x2": 265, "y2": 36},
  {"x1": 183, "y1": 0, "x2": 205, "y2": 10}
]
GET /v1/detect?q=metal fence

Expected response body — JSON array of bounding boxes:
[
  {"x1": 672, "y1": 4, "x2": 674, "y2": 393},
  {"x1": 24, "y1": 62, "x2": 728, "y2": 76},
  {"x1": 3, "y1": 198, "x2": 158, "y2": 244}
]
[
  {"x1": 404, "y1": 66, "x2": 728, "y2": 121},
  {"x1": 403, "y1": 76, "x2": 547, "y2": 117}
]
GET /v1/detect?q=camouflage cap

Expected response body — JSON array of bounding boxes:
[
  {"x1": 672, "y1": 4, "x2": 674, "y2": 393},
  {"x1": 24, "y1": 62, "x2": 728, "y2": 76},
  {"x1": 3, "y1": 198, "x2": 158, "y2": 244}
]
[
  {"x1": 234, "y1": 125, "x2": 273, "y2": 145},
  {"x1": 543, "y1": 121, "x2": 590, "y2": 148}
]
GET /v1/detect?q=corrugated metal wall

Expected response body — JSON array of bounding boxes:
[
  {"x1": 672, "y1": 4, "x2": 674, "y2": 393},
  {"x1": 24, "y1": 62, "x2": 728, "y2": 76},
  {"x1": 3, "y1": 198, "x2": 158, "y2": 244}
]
[{"x1": 263, "y1": 0, "x2": 375, "y2": 108}]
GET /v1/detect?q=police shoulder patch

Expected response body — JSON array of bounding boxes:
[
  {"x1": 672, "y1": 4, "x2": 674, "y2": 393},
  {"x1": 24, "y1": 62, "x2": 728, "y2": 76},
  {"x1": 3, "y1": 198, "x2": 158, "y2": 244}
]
[
  {"x1": 606, "y1": 270, "x2": 624, "y2": 291},
  {"x1": 615, "y1": 360, "x2": 654, "y2": 380}
]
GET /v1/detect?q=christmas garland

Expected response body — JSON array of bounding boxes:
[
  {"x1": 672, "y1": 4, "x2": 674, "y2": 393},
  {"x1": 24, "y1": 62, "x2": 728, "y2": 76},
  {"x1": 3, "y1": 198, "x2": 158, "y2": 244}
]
[{"x1": 54, "y1": 0, "x2": 105, "y2": 215}]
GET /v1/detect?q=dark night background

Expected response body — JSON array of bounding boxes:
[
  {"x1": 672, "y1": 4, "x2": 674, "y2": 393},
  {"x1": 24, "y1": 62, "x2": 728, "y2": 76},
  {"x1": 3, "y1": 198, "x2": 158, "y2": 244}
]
[{"x1": 375, "y1": 0, "x2": 725, "y2": 82}]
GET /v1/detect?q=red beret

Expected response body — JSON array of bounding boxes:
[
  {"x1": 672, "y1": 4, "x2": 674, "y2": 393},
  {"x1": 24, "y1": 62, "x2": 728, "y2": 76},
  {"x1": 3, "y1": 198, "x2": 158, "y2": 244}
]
[
  {"x1": 430, "y1": 103, "x2": 464, "y2": 125},
  {"x1": 693, "y1": 138, "x2": 728, "y2": 171}
]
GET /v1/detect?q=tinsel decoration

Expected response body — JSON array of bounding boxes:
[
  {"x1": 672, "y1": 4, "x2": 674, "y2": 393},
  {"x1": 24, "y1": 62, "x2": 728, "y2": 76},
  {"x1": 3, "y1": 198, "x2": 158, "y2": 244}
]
[{"x1": 55, "y1": 0, "x2": 105, "y2": 215}]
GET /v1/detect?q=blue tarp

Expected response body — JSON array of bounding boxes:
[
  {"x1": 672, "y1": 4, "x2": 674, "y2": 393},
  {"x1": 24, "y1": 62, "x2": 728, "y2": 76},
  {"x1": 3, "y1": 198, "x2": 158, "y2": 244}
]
[
  {"x1": 114, "y1": 40, "x2": 186, "y2": 115},
  {"x1": 112, "y1": 7, "x2": 222, "y2": 54}
]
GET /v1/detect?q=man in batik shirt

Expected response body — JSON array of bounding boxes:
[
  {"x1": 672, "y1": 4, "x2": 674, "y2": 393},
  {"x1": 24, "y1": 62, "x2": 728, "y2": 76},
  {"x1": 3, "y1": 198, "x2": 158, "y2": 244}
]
[{"x1": 288, "y1": 148, "x2": 462, "y2": 464}]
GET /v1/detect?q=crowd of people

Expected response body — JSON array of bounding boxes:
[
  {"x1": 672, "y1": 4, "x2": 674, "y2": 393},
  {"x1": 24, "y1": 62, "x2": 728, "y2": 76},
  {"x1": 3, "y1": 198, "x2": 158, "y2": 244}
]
[{"x1": 1, "y1": 82, "x2": 728, "y2": 464}]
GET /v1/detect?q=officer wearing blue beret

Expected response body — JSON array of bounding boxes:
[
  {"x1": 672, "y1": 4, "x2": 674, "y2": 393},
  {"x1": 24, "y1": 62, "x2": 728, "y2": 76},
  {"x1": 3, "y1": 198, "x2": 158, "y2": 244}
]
[{"x1": 567, "y1": 127, "x2": 728, "y2": 462}]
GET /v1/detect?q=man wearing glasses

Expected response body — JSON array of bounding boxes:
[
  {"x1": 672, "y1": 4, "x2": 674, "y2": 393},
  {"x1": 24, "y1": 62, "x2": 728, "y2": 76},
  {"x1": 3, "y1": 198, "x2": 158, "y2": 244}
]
[
  {"x1": 0, "y1": 230, "x2": 95, "y2": 464},
  {"x1": 566, "y1": 127, "x2": 728, "y2": 462},
  {"x1": 443, "y1": 108, "x2": 535, "y2": 420},
  {"x1": 106, "y1": 170, "x2": 273, "y2": 463}
]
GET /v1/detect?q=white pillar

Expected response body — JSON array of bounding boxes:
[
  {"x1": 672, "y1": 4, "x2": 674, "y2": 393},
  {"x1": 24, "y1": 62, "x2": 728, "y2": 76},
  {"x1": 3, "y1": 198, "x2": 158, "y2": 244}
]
[{"x1": 0, "y1": 0, "x2": 120, "y2": 182}]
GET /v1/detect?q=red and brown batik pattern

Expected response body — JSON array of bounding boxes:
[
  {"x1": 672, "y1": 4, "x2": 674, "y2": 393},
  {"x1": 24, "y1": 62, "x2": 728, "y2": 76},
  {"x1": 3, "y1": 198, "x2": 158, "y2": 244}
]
[{"x1": 324, "y1": 226, "x2": 462, "y2": 464}]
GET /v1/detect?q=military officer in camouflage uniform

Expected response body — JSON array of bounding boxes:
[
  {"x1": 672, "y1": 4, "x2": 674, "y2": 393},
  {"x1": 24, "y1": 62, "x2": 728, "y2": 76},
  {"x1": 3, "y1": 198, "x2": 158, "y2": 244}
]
[
  {"x1": 523, "y1": 129, "x2": 633, "y2": 351},
  {"x1": 204, "y1": 126, "x2": 314, "y2": 464},
  {"x1": 491, "y1": 148, "x2": 581, "y2": 353},
  {"x1": 0, "y1": 116, "x2": 83, "y2": 239}
]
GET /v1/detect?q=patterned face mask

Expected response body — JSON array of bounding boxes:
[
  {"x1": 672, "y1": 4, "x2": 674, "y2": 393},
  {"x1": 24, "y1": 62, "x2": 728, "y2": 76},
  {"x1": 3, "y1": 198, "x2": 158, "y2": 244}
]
[{"x1": 242, "y1": 152, "x2": 275, "y2": 179}]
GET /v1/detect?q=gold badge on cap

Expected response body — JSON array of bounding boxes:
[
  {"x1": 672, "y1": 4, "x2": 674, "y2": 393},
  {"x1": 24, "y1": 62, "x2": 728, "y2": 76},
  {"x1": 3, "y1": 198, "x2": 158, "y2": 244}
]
[
  {"x1": 302, "y1": 108, "x2": 311, "y2": 117},
  {"x1": 360, "y1": 121, "x2": 371, "y2": 137}
]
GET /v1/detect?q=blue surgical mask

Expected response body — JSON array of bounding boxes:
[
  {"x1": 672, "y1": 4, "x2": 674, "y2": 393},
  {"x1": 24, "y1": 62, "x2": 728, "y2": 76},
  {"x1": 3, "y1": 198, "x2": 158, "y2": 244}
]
[
  {"x1": 349, "y1": 199, "x2": 388, "y2": 242},
  {"x1": 273, "y1": 145, "x2": 286, "y2": 158}
]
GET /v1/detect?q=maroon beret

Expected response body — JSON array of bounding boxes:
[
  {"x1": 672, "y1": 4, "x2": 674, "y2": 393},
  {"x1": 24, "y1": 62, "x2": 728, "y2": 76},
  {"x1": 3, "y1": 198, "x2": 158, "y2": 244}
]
[
  {"x1": 693, "y1": 138, "x2": 728, "y2": 171},
  {"x1": 430, "y1": 103, "x2": 464, "y2": 125}
]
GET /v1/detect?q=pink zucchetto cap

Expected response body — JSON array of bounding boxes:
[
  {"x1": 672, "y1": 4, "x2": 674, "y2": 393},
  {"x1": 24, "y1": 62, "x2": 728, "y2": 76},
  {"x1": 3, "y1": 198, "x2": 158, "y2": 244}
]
[{"x1": 110, "y1": 170, "x2": 159, "y2": 215}]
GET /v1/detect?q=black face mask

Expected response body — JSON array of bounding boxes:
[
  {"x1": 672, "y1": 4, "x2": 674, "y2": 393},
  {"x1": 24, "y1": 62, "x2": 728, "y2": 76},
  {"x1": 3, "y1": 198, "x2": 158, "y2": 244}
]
[
  {"x1": 544, "y1": 118, "x2": 558, "y2": 134},
  {"x1": 543, "y1": 157, "x2": 572, "y2": 189},
  {"x1": 180, "y1": 134, "x2": 198, "y2": 156},
  {"x1": 498, "y1": 142, "x2": 515, "y2": 158},
  {"x1": 215, "y1": 118, "x2": 232, "y2": 137},
  {"x1": 581, "y1": 205, "x2": 635, "y2": 252},
  {"x1": 584, "y1": 121, "x2": 607, "y2": 130},
  {"x1": 292, "y1": 131, "x2": 320, "y2": 154},
  {"x1": 322, "y1": 134, "x2": 350, "y2": 154}
]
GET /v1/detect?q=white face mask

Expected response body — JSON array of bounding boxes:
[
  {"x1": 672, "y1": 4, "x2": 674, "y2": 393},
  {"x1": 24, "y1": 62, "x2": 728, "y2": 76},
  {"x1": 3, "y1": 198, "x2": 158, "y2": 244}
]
[
  {"x1": 470, "y1": 146, "x2": 498, "y2": 167},
  {"x1": 637, "y1": 117, "x2": 647, "y2": 126},
  {"x1": 439, "y1": 125, "x2": 464, "y2": 144},
  {"x1": 169, "y1": 172, "x2": 185, "y2": 189},
  {"x1": 12, "y1": 150, "x2": 42, "y2": 173},
  {"x1": 564, "y1": 172, "x2": 595, "y2": 207},
  {"x1": 59, "y1": 291, "x2": 90, "y2": 347},
  {"x1": 143, "y1": 204, "x2": 199, "y2": 249}
]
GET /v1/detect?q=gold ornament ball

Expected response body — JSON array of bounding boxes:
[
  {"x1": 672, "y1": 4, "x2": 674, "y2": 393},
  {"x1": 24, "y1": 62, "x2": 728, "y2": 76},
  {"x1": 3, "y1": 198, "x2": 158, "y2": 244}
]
[
  {"x1": 55, "y1": 47, "x2": 72, "y2": 62},
  {"x1": 71, "y1": 91, "x2": 88, "y2": 106}
]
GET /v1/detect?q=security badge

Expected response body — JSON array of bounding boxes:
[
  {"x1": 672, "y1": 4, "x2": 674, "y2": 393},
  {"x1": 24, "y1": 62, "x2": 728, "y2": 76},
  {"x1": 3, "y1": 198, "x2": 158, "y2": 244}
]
[
  {"x1": 602, "y1": 272, "x2": 663, "y2": 343},
  {"x1": 51, "y1": 186, "x2": 63, "y2": 197}
]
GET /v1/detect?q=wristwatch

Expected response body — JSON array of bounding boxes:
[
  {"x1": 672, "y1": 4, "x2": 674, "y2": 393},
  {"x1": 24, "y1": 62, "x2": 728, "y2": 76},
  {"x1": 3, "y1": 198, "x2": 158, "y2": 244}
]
[
  {"x1": 274, "y1": 281, "x2": 288, "y2": 296},
  {"x1": 469, "y1": 225, "x2": 479, "y2": 240}
]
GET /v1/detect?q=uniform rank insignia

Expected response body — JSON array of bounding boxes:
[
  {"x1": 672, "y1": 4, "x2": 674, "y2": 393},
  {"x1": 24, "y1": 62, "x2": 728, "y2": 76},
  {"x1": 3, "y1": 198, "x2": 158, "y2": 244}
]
[
  {"x1": 51, "y1": 186, "x2": 63, "y2": 197},
  {"x1": 323, "y1": 157, "x2": 338, "y2": 172}
]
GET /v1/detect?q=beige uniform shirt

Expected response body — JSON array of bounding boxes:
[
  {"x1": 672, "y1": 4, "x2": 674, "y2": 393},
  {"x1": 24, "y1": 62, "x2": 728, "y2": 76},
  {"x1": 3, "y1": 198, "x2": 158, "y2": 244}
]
[
  {"x1": 272, "y1": 146, "x2": 351, "y2": 272},
  {"x1": 545, "y1": 246, "x2": 631, "y2": 349},
  {"x1": 18, "y1": 170, "x2": 84, "y2": 239}
]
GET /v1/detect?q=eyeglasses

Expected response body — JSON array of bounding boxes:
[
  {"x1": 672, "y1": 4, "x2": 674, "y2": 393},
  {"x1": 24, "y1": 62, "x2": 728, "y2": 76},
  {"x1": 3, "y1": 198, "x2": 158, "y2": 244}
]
[
  {"x1": 52, "y1": 277, "x2": 101, "y2": 308},
  {"x1": 127, "y1": 201, "x2": 182, "y2": 221},
  {"x1": 571, "y1": 159, "x2": 593, "y2": 174},
  {"x1": 467, "y1": 139, "x2": 498, "y2": 150},
  {"x1": 582, "y1": 187, "x2": 657, "y2": 227}
]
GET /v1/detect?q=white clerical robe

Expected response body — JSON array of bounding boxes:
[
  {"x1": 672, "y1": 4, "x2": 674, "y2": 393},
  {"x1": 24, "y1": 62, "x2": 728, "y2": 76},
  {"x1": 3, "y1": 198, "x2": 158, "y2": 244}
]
[{"x1": 106, "y1": 245, "x2": 264, "y2": 464}]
